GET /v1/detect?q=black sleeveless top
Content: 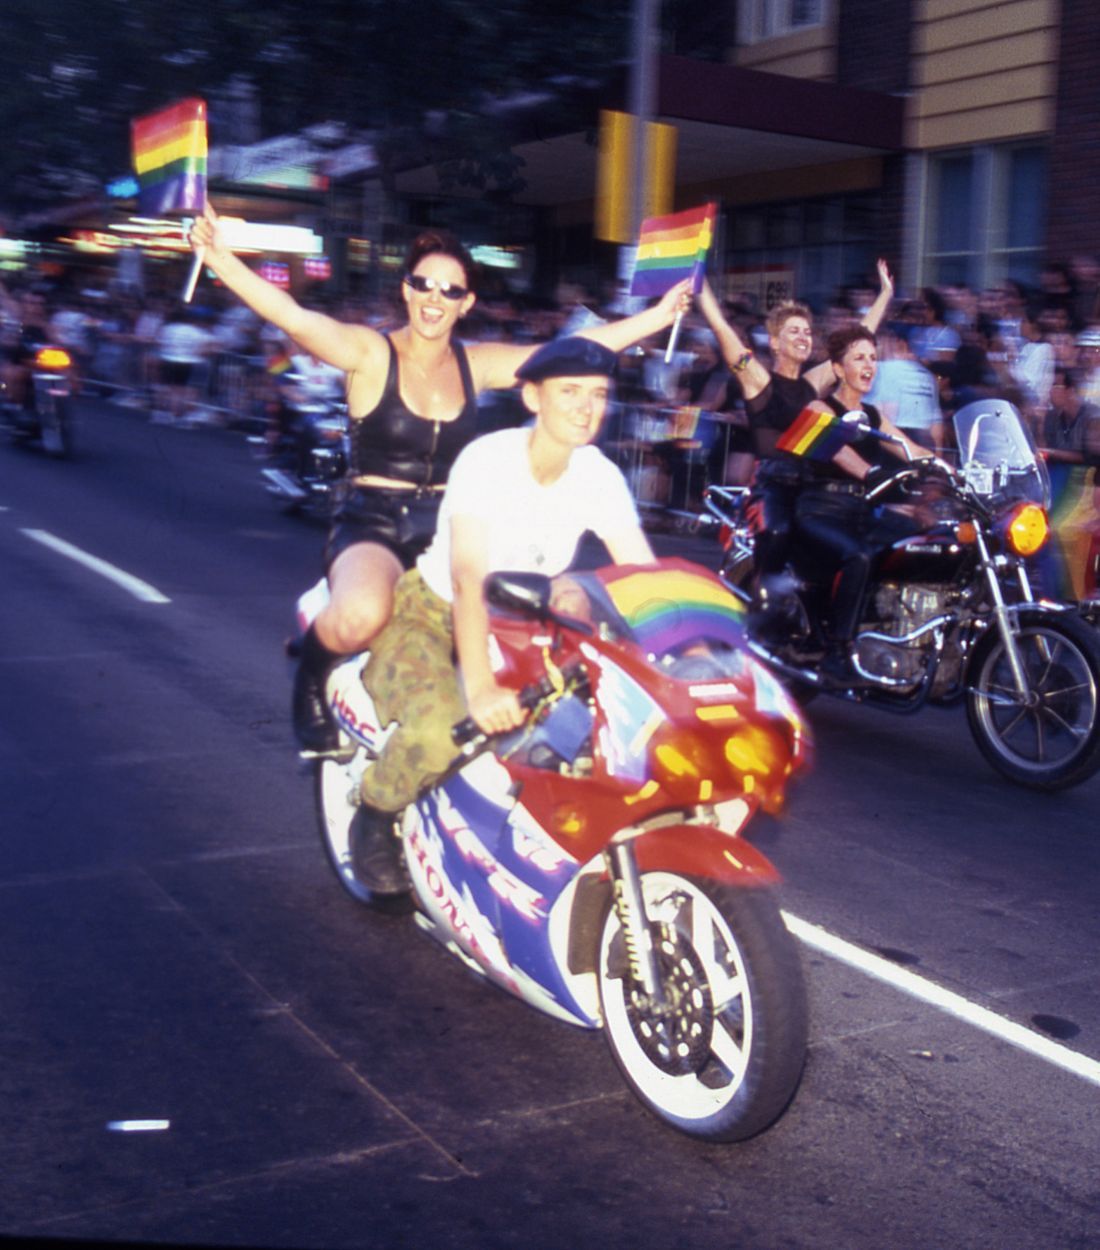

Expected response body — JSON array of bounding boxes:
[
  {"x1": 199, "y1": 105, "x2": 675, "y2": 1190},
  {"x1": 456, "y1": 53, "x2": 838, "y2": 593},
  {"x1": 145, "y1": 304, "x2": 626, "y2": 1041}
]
[
  {"x1": 746, "y1": 373, "x2": 817, "y2": 459},
  {"x1": 818, "y1": 395, "x2": 894, "y2": 480},
  {"x1": 349, "y1": 336, "x2": 480, "y2": 487}
]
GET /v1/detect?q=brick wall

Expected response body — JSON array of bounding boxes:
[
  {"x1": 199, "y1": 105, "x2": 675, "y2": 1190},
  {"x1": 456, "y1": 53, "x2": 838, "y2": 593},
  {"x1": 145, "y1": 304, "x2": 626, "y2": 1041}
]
[
  {"x1": 1047, "y1": 0, "x2": 1100, "y2": 259},
  {"x1": 834, "y1": 0, "x2": 912, "y2": 269},
  {"x1": 835, "y1": 0, "x2": 913, "y2": 94}
]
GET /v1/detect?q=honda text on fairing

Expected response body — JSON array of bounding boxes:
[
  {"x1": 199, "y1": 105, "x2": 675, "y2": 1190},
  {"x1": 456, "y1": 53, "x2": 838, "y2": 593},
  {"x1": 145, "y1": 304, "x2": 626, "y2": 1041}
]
[
  {"x1": 705, "y1": 399, "x2": 1100, "y2": 791},
  {"x1": 0, "y1": 342, "x2": 77, "y2": 457},
  {"x1": 300, "y1": 558, "x2": 811, "y2": 1143}
]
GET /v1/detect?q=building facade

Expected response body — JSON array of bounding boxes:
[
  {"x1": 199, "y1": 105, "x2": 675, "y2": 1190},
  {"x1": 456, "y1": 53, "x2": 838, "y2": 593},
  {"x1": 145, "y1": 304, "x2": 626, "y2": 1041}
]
[{"x1": 722, "y1": 0, "x2": 1082, "y2": 298}]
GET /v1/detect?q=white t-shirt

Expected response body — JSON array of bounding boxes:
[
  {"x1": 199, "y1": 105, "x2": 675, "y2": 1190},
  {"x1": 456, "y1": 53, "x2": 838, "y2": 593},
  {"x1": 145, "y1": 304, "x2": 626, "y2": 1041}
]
[
  {"x1": 418, "y1": 427, "x2": 640, "y2": 603},
  {"x1": 158, "y1": 321, "x2": 213, "y2": 365},
  {"x1": 867, "y1": 358, "x2": 941, "y2": 432}
]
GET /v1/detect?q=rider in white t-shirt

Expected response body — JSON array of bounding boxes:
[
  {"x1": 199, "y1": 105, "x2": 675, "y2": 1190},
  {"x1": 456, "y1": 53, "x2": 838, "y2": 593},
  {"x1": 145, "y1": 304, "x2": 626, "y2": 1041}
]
[{"x1": 353, "y1": 336, "x2": 655, "y2": 898}]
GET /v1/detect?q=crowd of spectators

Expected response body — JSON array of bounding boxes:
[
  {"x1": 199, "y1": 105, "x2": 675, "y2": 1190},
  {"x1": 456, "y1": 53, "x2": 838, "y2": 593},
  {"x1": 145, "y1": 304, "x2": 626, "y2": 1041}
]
[{"x1": 4, "y1": 255, "x2": 1100, "y2": 497}]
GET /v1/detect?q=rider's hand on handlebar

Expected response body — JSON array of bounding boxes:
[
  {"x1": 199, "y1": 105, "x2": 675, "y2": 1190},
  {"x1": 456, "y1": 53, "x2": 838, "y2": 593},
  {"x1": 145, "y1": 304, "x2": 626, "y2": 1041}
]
[
  {"x1": 465, "y1": 679, "x2": 525, "y2": 736},
  {"x1": 862, "y1": 460, "x2": 917, "y2": 499}
]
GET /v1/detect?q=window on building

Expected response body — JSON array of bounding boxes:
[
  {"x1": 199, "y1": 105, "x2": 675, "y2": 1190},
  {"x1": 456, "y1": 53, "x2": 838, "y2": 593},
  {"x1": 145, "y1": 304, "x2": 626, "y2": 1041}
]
[
  {"x1": 923, "y1": 144, "x2": 1047, "y2": 289},
  {"x1": 720, "y1": 192, "x2": 878, "y2": 313},
  {"x1": 739, "y1": 0, "x2": 825, "y2": 43}
]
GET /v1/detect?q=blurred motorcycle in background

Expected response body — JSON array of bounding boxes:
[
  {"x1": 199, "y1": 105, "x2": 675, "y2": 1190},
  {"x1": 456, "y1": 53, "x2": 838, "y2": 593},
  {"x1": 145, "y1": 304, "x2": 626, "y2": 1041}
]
[
  {"x1": 705, "y1": 399, "x2": 1100, "y2": 791},
  {"x1": 0, "y1": 340, "x2": 78, "y2": 458},
  {"x1": 250, "y1": 357, "x2": 347, "y2": 519}
]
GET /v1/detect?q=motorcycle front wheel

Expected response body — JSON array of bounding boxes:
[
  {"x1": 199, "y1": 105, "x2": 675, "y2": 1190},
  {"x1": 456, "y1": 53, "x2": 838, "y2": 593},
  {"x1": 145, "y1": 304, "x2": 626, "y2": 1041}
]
[
  {"x1": 37, "y1": 391, "x2": 73, "y2": 458},
  {"x1": 597, "y1": 872, "x2": 807, "y2": 1142},
  {"x1": 966, "y1": 610, "x2": 1100, "y2": 790},
  {"x1": 314, "y1": 756, "x2": 413, "y2": 913}
]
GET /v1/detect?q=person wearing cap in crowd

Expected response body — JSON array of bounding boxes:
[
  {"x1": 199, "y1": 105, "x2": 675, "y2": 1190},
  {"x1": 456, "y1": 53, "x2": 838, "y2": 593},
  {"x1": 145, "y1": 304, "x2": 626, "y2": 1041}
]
[{"x1": 349, "y1": 336, "x2": 656, "y2": 897}]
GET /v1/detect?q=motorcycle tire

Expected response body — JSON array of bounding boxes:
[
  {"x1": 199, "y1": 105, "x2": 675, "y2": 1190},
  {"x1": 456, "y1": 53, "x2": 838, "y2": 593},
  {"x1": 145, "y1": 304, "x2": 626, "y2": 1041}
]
[
  {"x1": 596, "y1": 871, "x2": 807, "y2": 1142},
  {"x1": 966, "y1": 609, "x2": 1100, "y2": 791},
  {"x1": 314, "y1": 756, "x2": 413, "y2": 914},
  {"x1": 38, "y1": 393, "x2": 73, "y2": 458}
]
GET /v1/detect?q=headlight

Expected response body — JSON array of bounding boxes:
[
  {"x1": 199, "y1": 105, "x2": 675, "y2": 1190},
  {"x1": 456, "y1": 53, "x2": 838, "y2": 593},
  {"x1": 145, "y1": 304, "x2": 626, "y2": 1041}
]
[
  {"x1": 35, "y1": 347, "x2": 72, "y2": 370},
  {"x1": 1005, "y1": 503, "x2": 1049, "y2": 556}
]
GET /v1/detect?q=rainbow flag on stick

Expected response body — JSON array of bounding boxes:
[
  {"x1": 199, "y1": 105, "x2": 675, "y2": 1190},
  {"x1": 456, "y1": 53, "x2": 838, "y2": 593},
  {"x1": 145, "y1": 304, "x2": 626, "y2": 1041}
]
[
  {"x1": 131, "y1": 97, "x2": 207, "y2": 216},
  {"x1": 629, "y1": 202, "x2": 716, "y2": 299},
  {"x1": 776, "y1": 406, "x2": 858, "y2": 462}
]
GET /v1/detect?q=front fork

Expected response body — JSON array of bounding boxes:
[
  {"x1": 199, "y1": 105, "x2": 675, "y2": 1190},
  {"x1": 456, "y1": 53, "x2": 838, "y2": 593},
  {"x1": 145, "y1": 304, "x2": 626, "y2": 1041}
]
[
  {"x1": 975, "y1": 527, "x2": 1032, "y2": 696},
  {"x1": 606, "y1": 840, "x2": 667, "y2": 1005}
]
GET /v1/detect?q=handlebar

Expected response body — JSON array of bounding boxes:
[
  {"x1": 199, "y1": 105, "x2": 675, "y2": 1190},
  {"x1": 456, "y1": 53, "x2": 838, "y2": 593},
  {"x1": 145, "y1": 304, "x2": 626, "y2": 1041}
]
[
  {"x1": 864, "y1": 454, "x2": 956, "y2": 502},
  {"x1": 451, "y1": 662, "x2": 588, "y2": 753}
]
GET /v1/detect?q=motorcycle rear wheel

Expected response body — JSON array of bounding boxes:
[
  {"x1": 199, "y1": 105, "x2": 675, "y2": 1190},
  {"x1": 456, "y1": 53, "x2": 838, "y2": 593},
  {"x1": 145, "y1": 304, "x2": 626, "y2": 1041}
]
[
  {"x1": 597, "y1": 872, "x2": 806, "y2": 1142},
  {"x1": 966, "y1": 611, "x2": 1100, "y2": 790}
]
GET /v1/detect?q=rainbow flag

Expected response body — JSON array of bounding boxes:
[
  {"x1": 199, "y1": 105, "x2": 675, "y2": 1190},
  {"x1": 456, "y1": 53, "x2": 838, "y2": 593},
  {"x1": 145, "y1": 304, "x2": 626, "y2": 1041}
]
[
  {"x1": 131, "y1": 98, "x2": 207, "y2": 215},
  {"x1": 629, "y1": 203, "x2": 716, "y2": 298},
  {"x1": 776, "y1": 406, "x2": 856, "y2": 462}
]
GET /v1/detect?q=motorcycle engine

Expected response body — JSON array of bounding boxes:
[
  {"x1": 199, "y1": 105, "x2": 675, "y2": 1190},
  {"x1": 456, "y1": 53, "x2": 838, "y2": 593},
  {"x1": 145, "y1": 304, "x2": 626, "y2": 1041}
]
[{"x1": 854, "y1": 582, "x2": 951, "y2": 688}]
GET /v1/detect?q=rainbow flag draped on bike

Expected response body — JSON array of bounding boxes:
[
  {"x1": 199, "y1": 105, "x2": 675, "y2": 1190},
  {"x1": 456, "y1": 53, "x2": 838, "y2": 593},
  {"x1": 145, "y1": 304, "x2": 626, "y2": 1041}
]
[
  {"x1": 629, "y1": 203, "x2": 717, "y2": 298},
  {"x1": 131, "y1": 98, "x2": 207, "y2": 215},
  {"x1": 776, "y1": 405, "x2": 859, "y2": 462}
]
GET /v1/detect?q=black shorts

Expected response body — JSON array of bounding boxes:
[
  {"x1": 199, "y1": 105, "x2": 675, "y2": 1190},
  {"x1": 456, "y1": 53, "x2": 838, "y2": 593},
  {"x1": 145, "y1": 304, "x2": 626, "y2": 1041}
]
[{"x1": 323, "y1": 485, "x2": 443, "y2": 574}]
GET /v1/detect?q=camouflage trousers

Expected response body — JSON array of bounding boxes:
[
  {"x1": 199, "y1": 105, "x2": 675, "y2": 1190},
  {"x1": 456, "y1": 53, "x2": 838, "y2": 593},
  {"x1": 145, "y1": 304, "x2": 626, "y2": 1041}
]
[{"x1": 358, "y1": 569, "x2": 466, "y2": 813}]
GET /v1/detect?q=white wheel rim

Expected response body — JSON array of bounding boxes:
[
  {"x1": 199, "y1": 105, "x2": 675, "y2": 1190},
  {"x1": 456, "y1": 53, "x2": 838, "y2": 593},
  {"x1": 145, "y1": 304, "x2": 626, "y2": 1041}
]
[
  {"x1": 318, "y1": 758, "x2": 359, "y2": 883},
  {"x1": 599, "y1": 872, "x2": 752, "y2": 1123}
]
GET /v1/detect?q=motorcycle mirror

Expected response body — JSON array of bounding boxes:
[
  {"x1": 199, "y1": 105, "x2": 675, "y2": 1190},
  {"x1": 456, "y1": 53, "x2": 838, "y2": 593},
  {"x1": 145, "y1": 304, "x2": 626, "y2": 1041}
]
[{"x1": 486, "y1": 571, "x2": 552, "y2": 619}]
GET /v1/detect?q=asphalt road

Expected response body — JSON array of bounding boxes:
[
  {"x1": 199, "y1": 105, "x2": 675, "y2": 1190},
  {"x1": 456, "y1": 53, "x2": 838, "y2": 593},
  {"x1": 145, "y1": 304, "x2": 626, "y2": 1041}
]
[{"x1": 2, "y1": 397, "x2": 1098, "y2": 1250}]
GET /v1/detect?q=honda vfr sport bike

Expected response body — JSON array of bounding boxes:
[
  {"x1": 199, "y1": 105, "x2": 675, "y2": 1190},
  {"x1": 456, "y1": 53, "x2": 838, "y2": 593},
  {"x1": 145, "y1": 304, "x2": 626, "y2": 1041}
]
[
  {"x1": 705, "y1": 398, "x2": 1100, "y2": 791},
  {"x1": 299, "y1": 558, "x2": 811, "y2": 1142}
]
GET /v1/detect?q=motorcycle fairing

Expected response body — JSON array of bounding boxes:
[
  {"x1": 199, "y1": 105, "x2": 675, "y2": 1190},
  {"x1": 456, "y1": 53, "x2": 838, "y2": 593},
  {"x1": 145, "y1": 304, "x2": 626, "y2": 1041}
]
[
  {"x1": 631, "y1": 822, "x2": 780, "y2": 887},
  {"x1": 406, "y1": 776, "x2": 598, "y2": 1026}
]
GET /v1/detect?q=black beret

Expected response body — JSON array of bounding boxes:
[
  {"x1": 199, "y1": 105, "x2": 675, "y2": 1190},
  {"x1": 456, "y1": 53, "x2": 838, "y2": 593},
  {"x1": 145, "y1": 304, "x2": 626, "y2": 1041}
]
[{"x1": 516, "y1": 336, "x2": 618, "y2": 383}]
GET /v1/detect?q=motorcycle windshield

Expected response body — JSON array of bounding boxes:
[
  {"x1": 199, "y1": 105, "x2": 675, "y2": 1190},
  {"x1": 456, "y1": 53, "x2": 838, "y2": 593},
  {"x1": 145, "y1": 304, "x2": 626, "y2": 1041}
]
[
  {"x1": 581, "y1": 559, "x2": 748, "y2": 665},
  {"x1": 953, "y1": 398, "x2": 1050, "y2": 508}
]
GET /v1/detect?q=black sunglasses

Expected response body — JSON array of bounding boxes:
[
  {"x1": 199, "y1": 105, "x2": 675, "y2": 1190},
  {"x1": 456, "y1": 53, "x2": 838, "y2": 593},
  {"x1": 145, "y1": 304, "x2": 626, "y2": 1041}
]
[{"x1": 404, "y1": 273, "x2": 469, "y2": 301}]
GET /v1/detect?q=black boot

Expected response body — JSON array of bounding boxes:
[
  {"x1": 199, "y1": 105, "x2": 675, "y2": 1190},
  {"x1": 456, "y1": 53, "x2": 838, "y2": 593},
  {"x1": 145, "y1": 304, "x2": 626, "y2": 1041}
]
[
  {"x1": 351, "y1": 804, "x2": 412, "y2": 902},
  {"x1": 820, "y1": 640, "x2": 857, "y2": 686},
  {"x1": 293, "y1": 625, "x2": 340, "y2": 751}
]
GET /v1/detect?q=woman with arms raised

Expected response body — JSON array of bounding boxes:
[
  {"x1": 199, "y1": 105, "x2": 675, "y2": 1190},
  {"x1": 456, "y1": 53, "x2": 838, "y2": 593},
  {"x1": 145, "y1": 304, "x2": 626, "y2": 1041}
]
[{"x1": 189, "y1": 205, "x2": 689, "y2": 749}]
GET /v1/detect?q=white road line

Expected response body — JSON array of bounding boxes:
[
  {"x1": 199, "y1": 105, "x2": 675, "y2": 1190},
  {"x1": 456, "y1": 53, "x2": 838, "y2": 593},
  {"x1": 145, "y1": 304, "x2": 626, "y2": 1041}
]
[
  {"x1": 21, "y1": 529, "x2": 170, "y2": 604},
  {"x1": 784, "y1": 910, "x2": 1100, "y2": 1088}
]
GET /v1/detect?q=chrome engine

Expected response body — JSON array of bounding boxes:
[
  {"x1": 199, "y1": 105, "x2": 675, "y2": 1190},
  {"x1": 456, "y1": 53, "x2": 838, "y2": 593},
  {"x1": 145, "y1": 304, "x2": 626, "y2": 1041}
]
[{"x1": 854, "y1": 582, "x2": 956, "y2": 690}]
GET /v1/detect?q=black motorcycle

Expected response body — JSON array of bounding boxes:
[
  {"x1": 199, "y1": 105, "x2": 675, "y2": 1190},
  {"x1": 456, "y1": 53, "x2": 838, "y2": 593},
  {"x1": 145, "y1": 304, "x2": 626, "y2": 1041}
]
[
  {"x1": 704, "y1": 398, "x2": 1100, "y2": 791},
  {"x1": 251, "y1": 373, "x2": 347, "y2": 519},
  {"x1": 0, "y1": 341, "x2": 77, "y2": 457}
]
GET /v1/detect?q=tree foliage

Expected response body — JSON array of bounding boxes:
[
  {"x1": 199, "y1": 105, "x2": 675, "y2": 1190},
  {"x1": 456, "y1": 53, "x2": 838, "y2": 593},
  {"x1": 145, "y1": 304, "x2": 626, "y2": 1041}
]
[{"x1": 1, "y1": 0, "x2": 656, "y2": 216}]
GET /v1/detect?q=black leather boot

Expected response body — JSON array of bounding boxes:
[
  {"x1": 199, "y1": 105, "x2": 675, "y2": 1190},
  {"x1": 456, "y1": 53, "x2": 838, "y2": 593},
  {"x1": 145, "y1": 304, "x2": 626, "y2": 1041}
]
[
  {"x1": 292, "y1": 625, "x2": 340, "y2": 751},
  {"x1": 351, "y1": 804, "x2": 412, "y2": 901}
]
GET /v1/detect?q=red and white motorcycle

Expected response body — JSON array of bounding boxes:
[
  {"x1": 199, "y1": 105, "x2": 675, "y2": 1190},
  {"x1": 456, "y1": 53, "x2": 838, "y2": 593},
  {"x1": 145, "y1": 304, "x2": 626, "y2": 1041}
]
[{"x1": 299, "y1": 557, "x2": 813, "y2": 1142}]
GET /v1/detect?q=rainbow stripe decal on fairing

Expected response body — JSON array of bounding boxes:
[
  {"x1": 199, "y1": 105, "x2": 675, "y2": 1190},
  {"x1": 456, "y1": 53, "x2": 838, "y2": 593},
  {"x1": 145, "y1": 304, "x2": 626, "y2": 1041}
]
[{"x1": 599, "y1": 559, "x2": 746, "y2": 656}]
